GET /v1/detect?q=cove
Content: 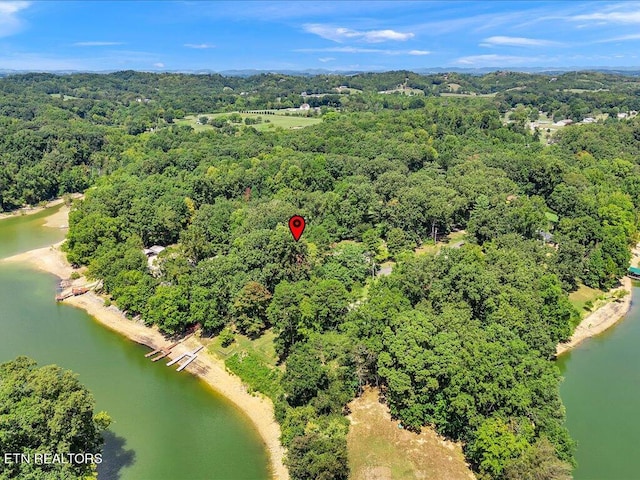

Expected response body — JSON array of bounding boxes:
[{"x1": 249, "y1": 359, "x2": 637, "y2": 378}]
[
  {"x1": 0, "y1": 210, "x2": 270, "y2": 480},
  {"x1": 557, "y1": 286, "x2": 640, "y2": 479}
]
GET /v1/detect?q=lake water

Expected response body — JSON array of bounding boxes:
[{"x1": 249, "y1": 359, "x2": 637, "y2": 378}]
[
  {"x1": 0, "y1": 209, "x2": 269, "y2": 479},
  {"x1": 558, "y1": 287, "x2": 640, "y2": 479}
]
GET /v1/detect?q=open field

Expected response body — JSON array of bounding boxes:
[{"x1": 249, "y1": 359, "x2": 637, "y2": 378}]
[
  {"x1": 176, "y1": 112, "x2": 321, "y2": 132},
  {"x1": 569, "y1": 284, "x2": 606, "y2": 317},
  {"x1": 347, "y1": 387, "x2": 475, "y2": 480},
  {"x1": 208, "y1": 329, "x2": 279, "y2": 368},
  {"x1": 49, "y1": 93, "x2": 80, "y2": 101},
  {"x1": 414, "y1": 230, "x2": 466, "y2": 256},
  {"x1": 335, "y1": 86, "x2": 362, "y2": 94},
  {"x1": 378, "y1": 87, "x2": 425, "y2": 95},
  {"x1": 440, "y1": 92, "x2": 497, "y2": 97}
]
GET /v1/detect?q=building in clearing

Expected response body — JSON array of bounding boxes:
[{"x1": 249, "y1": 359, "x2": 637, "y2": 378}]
[
  {"x1": 143, "y1": 245, "x2": 166, "y2": 256},
  {"x1": 143, "y1": 245, "x2": 166, "y2": 274}
]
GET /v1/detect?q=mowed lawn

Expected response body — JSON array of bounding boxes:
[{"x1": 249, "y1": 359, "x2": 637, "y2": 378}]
[
  {"x1": 176, "y1": 112, "x2": 321, "y2": 132},
  {"x1": 569, "y1": 283, "x2": 606, "y2": 318},
  {"x1": 208, "y1": 329, "x2": 279, "y2": 368},
  {"x1": 414, "y1": 229, "x2": 466, "y2": 255}
]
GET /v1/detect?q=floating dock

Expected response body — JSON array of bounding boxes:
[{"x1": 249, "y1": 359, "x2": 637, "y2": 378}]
[
  {"x1": 167, "y1": 346, "x2": 204, "y2": 372},
  {"x1": 167, "y1": 352, "x2": 189, "y2": 367},
  {"x1": 144, "y1": 334, "x2": 193, "y2": 361}
]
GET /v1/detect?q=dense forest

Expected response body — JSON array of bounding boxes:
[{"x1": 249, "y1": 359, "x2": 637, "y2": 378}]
[
  {"x1": 0, "y1": 357, "x2": 111, "y2": 479},
  {"x1": 2, "y1": 70, "x2": 640, "y2": 479}
]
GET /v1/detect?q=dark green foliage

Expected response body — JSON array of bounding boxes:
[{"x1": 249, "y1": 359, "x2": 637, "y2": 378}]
[
  {"x1": 0, "y1": 357, "x2": 111, "y2": 480},
  {"x1": 317, "y1": 243, "x2": 370, "y2": 288},
  {"x1": 283, "y1": 343, "x2": 329, "y2": 407},
  {"x1": 40, "y1": 71, "x2": 640, "y2": 479},
  {"x1": 286, "y1": 431, "x2": 349, "y2": 480},
  {"x1": 144, "y1": 285, "x2": 191, "y2": 336},
  {"x1": 233, "y1": 281, "x2": 272, "y2": 337}
]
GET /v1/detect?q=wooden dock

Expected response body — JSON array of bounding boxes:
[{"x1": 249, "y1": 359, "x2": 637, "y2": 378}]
[
  {"x1": 55, "y1": 285, "x2": 91, "y2": 302},
  {"x1": 145, "y1": 339, "x2": 180, "y2": 358},
  {"x1": 144, "y1": 334, "x2": 193, "y2": 362}
]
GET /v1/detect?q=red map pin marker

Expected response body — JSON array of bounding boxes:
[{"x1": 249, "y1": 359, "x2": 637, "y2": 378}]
[{"x1": 288, "y1": 215, "x2": 306, "y2": 242}]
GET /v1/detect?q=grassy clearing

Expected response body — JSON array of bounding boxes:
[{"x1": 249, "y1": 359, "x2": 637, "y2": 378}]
[
  {"x1": 415, "y1": 230, "x2": 466, "y2": 256},
  {"x1": 209, "y1": 329, "x2": 282, "y2": 399},
  {"x1": 335, "y1": 86, "x2": 362, "y2": 94},
  {"x1": 569, "y1": 284, "x2": 606, "y2": 318},
  {"x1": 209, "y1": 329, "x2": 279, "y2": 368},
  {"x1": 225, "y1": 351, "x2": 283, "y2": 400},
  {"x1": 379, "y1": 87, "x2": 425, "y2": 95},
  {"x1": 49, "y1": 93, "x2": 79, "y2": 101},
  {"x1": 440, "y1": 92, "x2": 497, "y2": 97},
  {"x1": 347, "y1": 388, "x2": 474, "y2": 480},
  {"x1": 176, "y1": 112, "x2": 321, "y2": 132}
]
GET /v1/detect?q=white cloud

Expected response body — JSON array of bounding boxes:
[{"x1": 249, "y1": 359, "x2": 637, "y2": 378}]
[
  {"x1": 0, "y1": 1, "x2": 30, "y2": 38},
  {"x1": 184, "y1": 43, "x2": 216, "y2": 49},
  {"x1": 594, "y1": 33, "x2": 640, "y2": 43},
  {"x1": 73, "y1": 41, "x2": 124, "y2": 47},
  {"x1": 318, "y1": 57, "x2": 335, "y2": 63},
  {"x1": 480, "y1": 36, "x2": 561, "y2": 47},
  {"x1": 454, "y1": 54, "x2": 538, "y2": 66},
  {"x1": 303, "y1": 24, "x2": 414, "y2": 43},
  {"x1": 570, "y1": 10, "x2": 640, "y2": 24},
  {"x1": 0, "y1": 1, "x2": 29, "y2": 14},
  {"x1": 153, "y1": 62, "x2": 165, "y2": 68},
  {"x1": 296, "y1": 46, "x2": 428, "y2": 56}
]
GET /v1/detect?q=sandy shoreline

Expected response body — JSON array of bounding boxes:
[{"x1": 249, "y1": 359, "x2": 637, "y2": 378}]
[
  {"x1": 2, "y1": 245, "x2": 288, "y2": 479},
  {"x1": 0, "y1": 195, "x2": 82, "y2": 223},
  {"x1": 555, "y1": 242, "x2": 640, "y2": 356},
  {"x1": 555, "y1": 276, "x2": 632, "y2": 356}
]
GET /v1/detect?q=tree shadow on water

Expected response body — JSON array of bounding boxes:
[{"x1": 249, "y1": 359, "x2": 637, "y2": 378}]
[{"x1": 97, "y1": 430, "x2": 136, "y2": 480}]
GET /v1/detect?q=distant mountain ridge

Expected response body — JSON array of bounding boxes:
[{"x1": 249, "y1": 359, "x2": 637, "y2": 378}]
[{"x1": 1, "y1": 66, "x2": 640, "y2": 77}]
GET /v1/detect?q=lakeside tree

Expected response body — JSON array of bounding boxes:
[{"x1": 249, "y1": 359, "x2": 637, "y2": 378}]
[
  {"x1": 7, "y1": 70, "x2": 639, "y2": 479},
  {"x1": 0, "y1": 357, "x2": 111, "y2": 480}
]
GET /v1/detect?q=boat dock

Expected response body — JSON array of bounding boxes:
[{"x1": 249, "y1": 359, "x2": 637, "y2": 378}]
[
  {"x1": 55, "y1": 286, "x2": 90, "y2": 302},
  {"x1": 144, "y1": 334, "x2": 193, "y2": 362},
  {"x1": 167, "y1": 346, "x2": 204, "y2": 371}
]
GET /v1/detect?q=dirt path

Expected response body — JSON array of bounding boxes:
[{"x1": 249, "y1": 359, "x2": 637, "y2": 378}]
[{"x1": 1, "y1": 242, "x2": 288, "y2": 479}]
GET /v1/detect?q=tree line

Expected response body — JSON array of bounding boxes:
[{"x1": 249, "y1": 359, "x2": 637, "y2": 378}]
[{"x1": 2, "y1": 71, "x2": 640, "y2": 479}]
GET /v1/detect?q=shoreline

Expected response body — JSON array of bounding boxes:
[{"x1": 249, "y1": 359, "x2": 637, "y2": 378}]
[
  {"x1": 555, "y1": 276, "x2": 632, "y2": 356},
  {"x1": 2, "y1": 246, "x2": 288, "y2": 479},
  {"x1": 0, "y1": 195, "x2": 82, "y2": 223},
  {"x1": 556, "y1": 242, "x2": 639, "y2": 357}
]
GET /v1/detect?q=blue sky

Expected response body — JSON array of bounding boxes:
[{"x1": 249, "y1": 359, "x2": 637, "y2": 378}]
[{"x1": 1, "y1": 1, "x2": 640, "y2": 71}]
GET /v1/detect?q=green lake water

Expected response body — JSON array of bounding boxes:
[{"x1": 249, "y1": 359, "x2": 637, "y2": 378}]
[
  {"x1": 0, "y1": 210, "x2": 270, "y2": 480},
  {"x1": 558, "y1": 287, "x2": 640, "y2": 480},
  {"x1": 0, "y1": 205, "x2": 67, "y2": 258}
]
